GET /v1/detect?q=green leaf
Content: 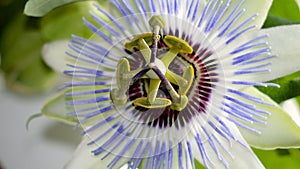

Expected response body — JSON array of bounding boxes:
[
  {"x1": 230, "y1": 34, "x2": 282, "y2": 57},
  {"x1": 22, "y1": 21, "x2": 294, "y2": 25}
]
[
  {"x1": 0, "y1": 14, "x2": 57, "y2": 94},
  {"x1": 24, "y1": 0, "x2": 81, "y2": 17},
  {"x1": 256, "y1": 71, "x2": 300, "y2": 103},
  {"x1": 263, "y1": 15, "x2": 300, "y2": 28},
  {"x1": 253, "y1": 148, "x2": 300, "y2": 169},
  {"x1": 263, "y1": 0, "x2": 300, "y2": 28},
  {"x1": 0, "y1": 0, "x2": 27, "y2": 40},
  {"x1": 269, "y1": 0, "x2": 300, "y2": 22},
  {"x1": 195, "y1": 160, "x2": 206, "y2": 169},
  {"x1": 40, "y1": 0, "x2": 108, "y2": 41},
  {"x1": 41, "y1": 90, "x2": 78, "y2": 125}
]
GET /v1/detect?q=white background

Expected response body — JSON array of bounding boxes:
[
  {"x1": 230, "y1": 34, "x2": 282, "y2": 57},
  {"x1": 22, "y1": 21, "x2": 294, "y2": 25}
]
[{"x1": 0, "y1": 75, "x2": 81, "y2": 169}]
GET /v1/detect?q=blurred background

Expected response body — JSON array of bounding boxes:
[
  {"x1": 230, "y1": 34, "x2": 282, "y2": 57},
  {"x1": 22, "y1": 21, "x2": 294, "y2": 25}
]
[
  {"x1": 0, "y1": 78, "x2": 81, "y2": 169},
  {"x1": 0, "y1": 0, "x2": 81, "y2": 168}
]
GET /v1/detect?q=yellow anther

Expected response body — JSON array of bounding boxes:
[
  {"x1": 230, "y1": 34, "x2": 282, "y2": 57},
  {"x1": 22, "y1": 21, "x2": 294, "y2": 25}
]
[
  {"x1": 163, "y1": 35, "x2": 193, "y2": 54},
  {"x1": 179, "y1": 65, "x2": 195, "y2": 95},
  {"x1": 133, "y1": 97, "x2": 172, "y2": 109},
  {"x1": 125, "y1": 33, "x2": 155, "y2": 51}
]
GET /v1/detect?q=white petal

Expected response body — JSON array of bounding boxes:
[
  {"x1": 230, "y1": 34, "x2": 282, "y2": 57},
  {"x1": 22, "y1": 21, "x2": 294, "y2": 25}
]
[
  {"x1": 296, "y1": 0, "x2": 300, "y2": 10},
  {"x1": 217, "y1": 0, "x2": 272, "y2": 31},
  {"x1": 282, "y1": 98, "x2": 300, "y2": 127},
  {"x1": 139, "y1": 143, "x2": 192, "y2": 169},
  {"x1": 42, "y1": 40, "x2": 70, "y2": 74},
  {"x1": 64, "y1": 137, "x2": 108, "y2": 169},
  {"x1": 236, "y1": 0, "x2": 272, "y2": 29},
  {"x1": 239, "y1": 87, "x2": 300, "y2": 149},
  {"x1": 65, "y1": 126, "x2": 132, "y2": 169},
  {"x1": 258, "y1": 25, "x2": 300, "y2": 81},
  {"x1": 235, "y1": 25, "x2": 300, "y2": 82},
  {"x1": 224, "y1": 122, "x2": 265, "y2": 169},
  {"x1": 190, "y1": 120, "x2": 264, "y2": 169}
]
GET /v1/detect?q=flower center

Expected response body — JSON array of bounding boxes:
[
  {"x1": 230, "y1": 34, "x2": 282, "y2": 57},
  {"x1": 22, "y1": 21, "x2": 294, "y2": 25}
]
[
  {"x1": 109, "y1": 15, "x2": 216, "y2": 128},
  {"x1": 110, "y1": 16, "x2": 195, "y2": 112}
]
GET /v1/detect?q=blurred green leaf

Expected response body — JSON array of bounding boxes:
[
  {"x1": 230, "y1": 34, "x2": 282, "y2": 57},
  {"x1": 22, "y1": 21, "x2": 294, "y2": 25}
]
[
  {"x1": 0, "y1": 14, "x2": 57, "y2": 94},
  {"x1": 0, "y1": 0, "x2": 27, "y2": 40},
  {"x1": 253, "y1": 148, "x2": 300, "y2": 169},
  {"x1": 24, "y1": 0, "x2": 81, "y2": 17},
  {"x1": 257, "y1": 71, "x2": 300, "y2": 104},
  {"x1": 263, "y1": 15, "x2": 300, "y2": 28},
  {"x1": 263, "y1": 0, "x2": 300, "y2": 28},
  {"x1": 40, "y1": 0, "x2": 107, "y2": 41},
  {"x1": 195, "y1": 160, "x2": 205, "y2": 169},
  {"x1": 41, "y1": 90, "x2": 78, "y2": 125},
  {"x1": 269, "y1": 0, "x2": 300, "y2": 22}
]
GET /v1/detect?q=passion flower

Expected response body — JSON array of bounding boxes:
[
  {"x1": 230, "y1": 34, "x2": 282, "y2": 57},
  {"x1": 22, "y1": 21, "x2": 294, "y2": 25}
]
[{"x1": 41, "y1": 0, "x2": 300, "y2": 168}]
